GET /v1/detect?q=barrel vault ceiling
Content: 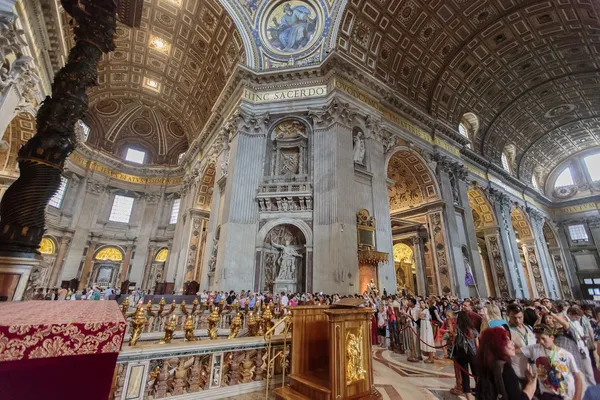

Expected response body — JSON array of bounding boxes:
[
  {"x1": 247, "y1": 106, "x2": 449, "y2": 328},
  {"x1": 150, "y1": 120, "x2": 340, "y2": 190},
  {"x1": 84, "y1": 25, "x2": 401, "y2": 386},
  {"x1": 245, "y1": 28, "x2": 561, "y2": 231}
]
[{"x1": 336, "y1": 0, "x2": 600, "y2": 181}]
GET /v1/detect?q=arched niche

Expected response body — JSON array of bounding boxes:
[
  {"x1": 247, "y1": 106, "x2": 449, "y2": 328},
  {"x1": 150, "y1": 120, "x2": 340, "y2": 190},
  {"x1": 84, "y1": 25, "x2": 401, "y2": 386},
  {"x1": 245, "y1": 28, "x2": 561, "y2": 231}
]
[
  {"x1": 255, "y1": 219, "x2": 313, "y2": 294},
  {"x1": 145, "y1": 247, "x2": 169, "y2": 293},
  {"x1": 266, "y1": 118, "x2": 310, "y2": 184},
  {"x1": 91, "y1": 246, "x2": 125, "y2": 289}
]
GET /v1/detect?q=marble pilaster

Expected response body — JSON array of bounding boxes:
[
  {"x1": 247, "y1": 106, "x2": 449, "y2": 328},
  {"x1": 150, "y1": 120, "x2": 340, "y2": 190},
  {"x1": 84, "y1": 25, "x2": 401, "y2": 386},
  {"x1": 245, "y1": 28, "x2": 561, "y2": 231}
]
[
  {"x1": 527, "y1": 208, "x2": 559, "y2": 299},
  {"x1": 310, "y1": 101, "x2": 360, "y2": 294},
  {"x1": 48, "y1": 236, "x2": 70, "y2": 288},
  {"x1": 368, "y1": 125, "x2": 395, "y2": 295},
  {"x1": 118, "y1": 246, "x2": 133, "y2": 287},
  {"x1": 78, "y1": 241, "x2": 97, "y2": 290},
  {"x1": 488, "y1": 190, "x2": 528, "y2": 298},
  {"x1": 411, "y1": 236, "x2": 427, "y2": 296},
  {"x1": 212, "y1": 110, "x2": 269, "y2": 291},
  {"x1": 557, "y1": 223, "x2": 582, "y2": 299},
  {"x1": 426, "y1": 209, "x2": 453, "y2": 295}
]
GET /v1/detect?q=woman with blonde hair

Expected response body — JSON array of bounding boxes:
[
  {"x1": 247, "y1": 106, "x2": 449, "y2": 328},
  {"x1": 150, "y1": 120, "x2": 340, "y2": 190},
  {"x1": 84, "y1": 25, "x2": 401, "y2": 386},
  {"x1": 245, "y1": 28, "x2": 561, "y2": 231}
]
[{"x1": 486, "y1": 303, "x2": 509, "y2": 331}]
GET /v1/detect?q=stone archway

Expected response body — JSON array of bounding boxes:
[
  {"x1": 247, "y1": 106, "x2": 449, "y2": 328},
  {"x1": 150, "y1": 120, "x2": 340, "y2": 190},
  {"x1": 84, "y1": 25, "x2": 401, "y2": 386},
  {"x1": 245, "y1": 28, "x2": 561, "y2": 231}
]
[
  {"x1": 386, "y1": 148, "x2": 452, "y2": 296},
  {"x1": 467, "y1": 187, "x2": 504, "y2": 297},
  {"x1": 511, "y1": 208, "x2": 546, "y2": 298}
]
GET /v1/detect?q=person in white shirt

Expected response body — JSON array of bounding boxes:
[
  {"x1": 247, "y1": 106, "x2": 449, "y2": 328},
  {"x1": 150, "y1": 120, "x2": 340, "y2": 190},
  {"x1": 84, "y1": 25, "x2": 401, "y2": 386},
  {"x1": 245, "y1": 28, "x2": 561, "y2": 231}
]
[
  {"x1": 280, "y1": 292, "x2": 289, "y2": 307},
  {"x1": 507, "y1": 304, "x2": 537, "y2": 380},
  {"x1": 519, "y1": 324, "x2": 583, "y2": 400}
]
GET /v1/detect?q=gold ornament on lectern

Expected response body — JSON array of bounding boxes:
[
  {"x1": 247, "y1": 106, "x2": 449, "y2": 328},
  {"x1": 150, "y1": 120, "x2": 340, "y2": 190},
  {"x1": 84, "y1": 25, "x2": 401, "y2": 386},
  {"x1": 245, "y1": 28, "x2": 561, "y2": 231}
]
[
  {"x1": 207, "y1": 306, "x2": 220, "y2": 340},
  {"x1": 159, "y1": 315, "x2": 177, "y2": 344},
  {"x1": 184, "y1": 315, "x2": 198, "y2": 342},
  {"x1": 129, "y1": 304, "x2": 147, "y2": 346},
  {"x1": 346, "y1": 328, "x2": 366, "y2": 384}
]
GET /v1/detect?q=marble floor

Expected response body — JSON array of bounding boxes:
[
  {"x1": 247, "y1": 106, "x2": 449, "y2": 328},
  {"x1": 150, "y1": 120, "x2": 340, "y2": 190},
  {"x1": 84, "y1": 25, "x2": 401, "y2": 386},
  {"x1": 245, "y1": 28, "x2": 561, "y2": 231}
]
[{"x1": 232, "y1": 349, "x2": 474, "y2": 400}]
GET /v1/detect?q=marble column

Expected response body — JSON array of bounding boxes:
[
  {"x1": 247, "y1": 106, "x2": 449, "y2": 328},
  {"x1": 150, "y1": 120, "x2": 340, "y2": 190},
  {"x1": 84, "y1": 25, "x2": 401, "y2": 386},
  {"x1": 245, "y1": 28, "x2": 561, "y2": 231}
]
[
  {"x1": 0, "y1": 85, "x2": 20, "y2": 146},
  {"x1": 118, "y1": 246, "x2": 133, "y2": 287},
  {"x1": 48, "y1": 236, "x2": 70, "y2": 288},
  {"x1": 433, "y1": 156, "x2": 467, "y2": 297},
  {"x1": 193, "y1": 216, "x2": 209, "y2": 283},
  {"x1": 483, "y1": 229, "x2": 510, "y2": 298},
  {"x1": 310, "y1": 101, "x2": 360, "y2": 294},
  {"x1": 488, "y1": 190, "x2": 528, "y2": 298},
  {"x1": 521, "y1": 241, "x2": 546, "y2": 298},
  {"x1": 368, "y1": 126, "x2": 395, "y2": 295},
  {"x1": 412, "y1": 236, "x2": 427, "y2": 296},
  {"x1": 457, "y1": 179, "x2": 488, "y2": 298},
  {"x1": 527, "y1": 208, "x2": 559, "y2": 299},
  {"x1": 78, "y1": 241, "x2": 97, "y2": 290},
  {"x1": 426, "y1": 209, "x2": 454, "y2": 295},
  {"x1": 141, "y1": 245, "x2": 156, "y2": 291},
  {"x1": 213, "y1": 110, "x2": 269, "y2": 290},
  {"x1": 557, "y1": 223, "x2": 582, "y2": 299},
  {"x1": 61, "y1": 178, "x2": 106, "y2": 283},
  {"x1": 128, "y1": 192, "x2": 162, "y2": 287}
]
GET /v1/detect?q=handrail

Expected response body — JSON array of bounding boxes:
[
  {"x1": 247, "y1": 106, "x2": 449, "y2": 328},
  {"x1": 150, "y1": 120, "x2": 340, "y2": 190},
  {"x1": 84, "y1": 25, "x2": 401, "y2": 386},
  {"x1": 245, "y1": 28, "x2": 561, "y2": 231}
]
[{"x1": 264, "y1": 313, "x2": 292, "y2": 399}]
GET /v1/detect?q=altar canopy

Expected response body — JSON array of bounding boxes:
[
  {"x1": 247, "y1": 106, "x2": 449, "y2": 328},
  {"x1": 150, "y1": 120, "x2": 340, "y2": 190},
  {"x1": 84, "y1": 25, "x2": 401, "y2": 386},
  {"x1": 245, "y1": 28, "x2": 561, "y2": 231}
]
[{"x1": 0, "y1": 301, "x2": 126, "y2": 400}]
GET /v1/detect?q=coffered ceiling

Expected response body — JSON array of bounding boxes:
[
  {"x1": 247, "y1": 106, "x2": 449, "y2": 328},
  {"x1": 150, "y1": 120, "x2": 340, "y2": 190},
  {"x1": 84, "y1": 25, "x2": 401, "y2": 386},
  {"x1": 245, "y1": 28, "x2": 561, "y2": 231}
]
[
  {"x1": 84, "y1": 0, "x2": 246, "y2": 164},
  {"x1": 337, "y1": 0, "x2": 600, "y2": 181}
]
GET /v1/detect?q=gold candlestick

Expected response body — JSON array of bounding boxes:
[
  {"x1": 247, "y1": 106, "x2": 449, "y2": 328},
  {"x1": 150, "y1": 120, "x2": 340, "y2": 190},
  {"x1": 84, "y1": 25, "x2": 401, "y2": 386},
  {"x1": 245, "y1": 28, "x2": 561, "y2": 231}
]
[
  {"x1": 159, "y1": 315, "x2": 177, "y2": 344},
  {"x1": 184, "y1": 315, "x2": 198, "y2": 342},
  {"x1": 129, "y1": 304, "x2": 147, "y2": 346}
]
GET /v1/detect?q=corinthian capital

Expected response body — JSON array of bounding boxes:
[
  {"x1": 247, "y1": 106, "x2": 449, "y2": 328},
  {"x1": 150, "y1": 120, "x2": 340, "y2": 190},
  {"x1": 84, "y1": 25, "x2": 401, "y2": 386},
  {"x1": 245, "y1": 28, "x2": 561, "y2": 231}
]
[
  {"x1": 525, "y1": 206, "x2": 544, "y2": 226},
  {"x1": 487, "y1": 188, "x2": 511, "y2": 208},
  {"x1": 308, "y1": 99, "x2": 358, "y2": 129},
  {"x1": 86, "y1": 179, "x2": 106, "y2": 195},
  {"x1": 227, "y1": 110, "x2": 270, "y2": 136}
]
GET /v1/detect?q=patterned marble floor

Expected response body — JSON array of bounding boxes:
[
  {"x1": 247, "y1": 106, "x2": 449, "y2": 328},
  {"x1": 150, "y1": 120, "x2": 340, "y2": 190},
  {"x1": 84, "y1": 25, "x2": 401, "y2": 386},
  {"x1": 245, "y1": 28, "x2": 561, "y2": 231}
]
[{"x1": 232, "y1": 349, "x2": 473, "y2": 400}]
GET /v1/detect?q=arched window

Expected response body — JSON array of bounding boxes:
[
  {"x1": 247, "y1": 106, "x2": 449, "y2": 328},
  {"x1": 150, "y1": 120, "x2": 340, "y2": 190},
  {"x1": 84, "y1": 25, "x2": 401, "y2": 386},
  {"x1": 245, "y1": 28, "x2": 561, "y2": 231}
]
[
  {"x1": 458, "y1": 113, "x2": 479, "y2": 149},
  {"x1": 501, "y1": 152, "x2": 511, "y2": 172},
  {"x1": 554, "y1": 167, "x2": 574, "y2": 188},
  {"x1": 458, "y1": 121, "x2": 469, "y2": 138},
  {"x1": 125, "y1": 147, "x2": 146, "y2": 164},
  {"x1": 583, "y1": 153, "x2": 600, "y2": 182}
]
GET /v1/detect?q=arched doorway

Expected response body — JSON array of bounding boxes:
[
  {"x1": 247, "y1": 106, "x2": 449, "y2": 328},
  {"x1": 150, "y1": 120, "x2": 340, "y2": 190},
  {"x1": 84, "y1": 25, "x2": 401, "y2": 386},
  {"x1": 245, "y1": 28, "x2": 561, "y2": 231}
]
[
  {"x1": 146, "y1": 247, "x2": 168, "y2": 293},
  {"x1": 543, "y1": 222, "x2": 573, "y2": 299},
  {"x1": 467, "y1": 188, "x2": 504, "y2": 297},
  {"x1": 386, "y1": 148, "x2": 451, "y2": 295},
  {"x1": 393, "y1": 243, "x2": 416, "y2": 295},
  {"x1": 258, "y1": 223, "x2": 307, "y2": 294},
  {"x1": 91, "y1": 246, "x2": 124, "y2": 289},
  {"x1": 511, "y1": 208, "x2": 546, "y2": 298}
]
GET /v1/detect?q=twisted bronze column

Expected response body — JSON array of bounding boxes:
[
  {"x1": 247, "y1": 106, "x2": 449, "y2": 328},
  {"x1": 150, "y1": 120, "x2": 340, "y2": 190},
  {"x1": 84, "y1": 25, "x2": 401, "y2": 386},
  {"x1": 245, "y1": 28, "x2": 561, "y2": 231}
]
[{"x1": 0, "y1": 0, "x2": 119, "y2": 253}]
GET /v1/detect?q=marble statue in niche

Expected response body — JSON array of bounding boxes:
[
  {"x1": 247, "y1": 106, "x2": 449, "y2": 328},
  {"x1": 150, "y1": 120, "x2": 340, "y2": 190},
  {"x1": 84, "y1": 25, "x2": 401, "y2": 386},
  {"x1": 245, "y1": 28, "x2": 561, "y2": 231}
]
[
  {"x1": 207, "y1": 237, "x2": 218, "y2": 274},
  {"x1": 353, "y1": 130, "x2": 365, "y2": 165},
  {"x1": 262, "y1": 224, "x2": 305, "y2": 293},
  {"x1": 273, "y1": 239, "x2": 302, "y2": 280},
  {"x1": 265, "y1": 2, "x2": 318, "y2": 53}
]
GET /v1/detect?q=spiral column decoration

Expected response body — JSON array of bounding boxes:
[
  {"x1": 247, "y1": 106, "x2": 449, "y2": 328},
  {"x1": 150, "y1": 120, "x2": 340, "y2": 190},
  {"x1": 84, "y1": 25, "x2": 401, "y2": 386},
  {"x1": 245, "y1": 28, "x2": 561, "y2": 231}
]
[{"x1": 0, "y1": 0, "x2": 119, "y2": 253}]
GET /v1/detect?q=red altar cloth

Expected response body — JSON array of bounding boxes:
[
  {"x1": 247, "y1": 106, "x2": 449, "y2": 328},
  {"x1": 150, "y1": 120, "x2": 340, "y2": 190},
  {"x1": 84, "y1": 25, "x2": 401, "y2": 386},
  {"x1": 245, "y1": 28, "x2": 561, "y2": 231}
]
[{"x1": 0, "y1": 301, "x2": 126, "y2": 400}]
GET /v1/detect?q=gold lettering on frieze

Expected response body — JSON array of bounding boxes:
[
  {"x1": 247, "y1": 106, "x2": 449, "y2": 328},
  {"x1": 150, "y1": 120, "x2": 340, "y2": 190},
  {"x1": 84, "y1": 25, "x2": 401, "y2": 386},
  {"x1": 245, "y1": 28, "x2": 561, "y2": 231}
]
[
  {"x1": 466, "y1": 164, "x2": 486, "y2": 179},
  {"x1": 333, "y1": 78, "x2": 435, "y2": 145},
  {"x1": 68, "y1": 153, "x2": 183, "y2": 186},
  {"x1": 434, "y1": 137, "x2": 460, "y2": 156},
  {"x1": 552, "y1": 202, "x2": 600, "y2": 216},
  {"x1": 243, "y1": 85, "x2": 327, "y2": 104}
]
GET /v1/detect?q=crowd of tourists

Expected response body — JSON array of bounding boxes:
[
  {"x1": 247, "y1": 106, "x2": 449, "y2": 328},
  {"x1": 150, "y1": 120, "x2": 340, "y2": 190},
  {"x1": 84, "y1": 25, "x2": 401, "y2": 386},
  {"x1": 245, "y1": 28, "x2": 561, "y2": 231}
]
[{"x1": 32, "y1": 285, "x2": 600, "y2": 399}]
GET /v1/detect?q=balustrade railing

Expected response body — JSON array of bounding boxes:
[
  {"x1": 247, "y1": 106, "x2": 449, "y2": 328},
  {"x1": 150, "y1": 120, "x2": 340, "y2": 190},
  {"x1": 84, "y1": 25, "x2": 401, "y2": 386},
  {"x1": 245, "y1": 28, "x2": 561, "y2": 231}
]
[
  {"x1": 111, "y1": 336, "x2": 287, "y2": 400},
  {"x1": 121, "y1": 298, "x2": 285, "y2": 345}
]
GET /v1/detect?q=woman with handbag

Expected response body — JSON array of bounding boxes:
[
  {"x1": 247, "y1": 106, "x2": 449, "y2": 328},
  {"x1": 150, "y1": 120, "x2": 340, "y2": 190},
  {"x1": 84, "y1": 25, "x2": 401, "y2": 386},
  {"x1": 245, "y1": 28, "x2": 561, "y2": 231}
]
[{"x1": 450, "y1": 311, "x2": 479, "y2": 399}]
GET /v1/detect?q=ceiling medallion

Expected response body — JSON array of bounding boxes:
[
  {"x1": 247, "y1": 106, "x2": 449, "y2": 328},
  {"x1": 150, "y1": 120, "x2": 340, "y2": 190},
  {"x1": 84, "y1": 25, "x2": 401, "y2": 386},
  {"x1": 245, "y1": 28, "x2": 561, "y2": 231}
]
[
  {"x1": 554, "y1": 186, "x2": 577, "y2": 199},
  {"x1": 260, "y1": 0, "x2": 323, "y2": 56},
  {"x1": 544, "y1": 104, "x2": 577, "y2": 119},
  {"x1": 149, "y1": 35, "x2": 170, "y2": 54}
]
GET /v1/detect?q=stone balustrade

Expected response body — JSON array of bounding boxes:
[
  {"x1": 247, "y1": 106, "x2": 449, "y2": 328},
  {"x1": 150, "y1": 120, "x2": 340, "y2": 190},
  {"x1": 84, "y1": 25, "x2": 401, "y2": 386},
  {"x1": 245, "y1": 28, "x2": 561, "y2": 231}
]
[
  {"x1": 111, "y1": 335, "x2": 287, "y2": 400},
  {"x1": 257, "y1": 182, "x2": 313, "y2": 212}
]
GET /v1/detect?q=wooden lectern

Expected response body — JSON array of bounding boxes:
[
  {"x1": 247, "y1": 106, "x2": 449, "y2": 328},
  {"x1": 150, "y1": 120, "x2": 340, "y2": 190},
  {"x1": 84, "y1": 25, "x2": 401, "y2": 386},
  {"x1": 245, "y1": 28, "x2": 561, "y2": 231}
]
[{"x1": 274, "y1": 304, "x2": 380, "y2": 400}]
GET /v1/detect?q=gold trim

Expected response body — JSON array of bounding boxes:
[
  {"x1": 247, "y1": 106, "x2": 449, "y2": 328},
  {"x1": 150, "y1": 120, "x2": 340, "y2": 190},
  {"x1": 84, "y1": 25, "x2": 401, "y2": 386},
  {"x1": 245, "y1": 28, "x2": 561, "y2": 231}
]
[
  {"x1": 69, "y1": 152, "x2": 184, "y2": 186},
  {"x1": 358, "y1": 250, "x2": 389, "y2": 265},
  {"x1": 346, "y1": 327, "x2": 366, "y2": 384}
]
